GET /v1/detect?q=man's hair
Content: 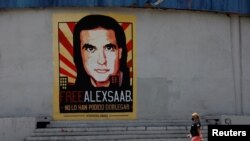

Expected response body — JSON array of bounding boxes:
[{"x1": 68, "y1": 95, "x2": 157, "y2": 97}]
[{"x1": 73, "y1": 14, "x2": 130, "y2": 89}]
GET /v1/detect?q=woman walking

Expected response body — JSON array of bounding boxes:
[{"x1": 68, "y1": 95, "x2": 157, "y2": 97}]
[{"x1": 187, "y1": 112, "x2": 204, "y2": 141}]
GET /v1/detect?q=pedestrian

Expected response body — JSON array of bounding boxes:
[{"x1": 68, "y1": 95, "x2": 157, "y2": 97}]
[{"x1": 187, "y1": 112, "x2": 204, "y2": 141}]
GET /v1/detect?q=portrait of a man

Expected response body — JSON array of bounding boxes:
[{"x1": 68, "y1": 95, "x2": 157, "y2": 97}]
[
  {"x1": 53, "y1": 13, "x2": 136, "y2": 120},
  {"x1": 73, "y1": 15, "x2": 130, "y2": 89}
]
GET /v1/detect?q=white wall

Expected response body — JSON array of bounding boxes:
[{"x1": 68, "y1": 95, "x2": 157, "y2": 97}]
[
  {"x1": 137, "y1": 10, "x2": 235, "y2": 119},
  {"x1": 0, "y1": 117, "x2": 36, "y2": 141},
  {"x1": 0, "y1": 8, "x2": 249, "y2": 119},
  {"x1": 0, "y1": 9, "x2": 53, "y2": 117}
]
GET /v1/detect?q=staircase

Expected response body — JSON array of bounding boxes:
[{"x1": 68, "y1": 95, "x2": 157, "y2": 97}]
[{"x1": 25, "y1": 120, "x2": 208, "y2": 141}]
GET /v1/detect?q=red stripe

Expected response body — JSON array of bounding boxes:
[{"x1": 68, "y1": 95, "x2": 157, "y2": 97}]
[
  {"x1": 130, "y1": 71, "x2": 133, "y2": 78},
  {"x1": 127, "y1": 60, "x2": 132, "y2": 67},
  {"x1": 126, "y1": 39, "x2": 133, "y2": 51},
  {"x1": 59, "y1": 54, "x2": 76, "y2": 72},
  {"x1": 58, "y1": 28, "x2": 73, "y2": 56},
  {"x1": 121, "y1": 23, "x2": 130, "y2": 30},
  {"x1": 60, "y1": 67, "x2": 76, "y2": 79},
  {"x1": 67, "y1": 22, "x2": 76, "y2": 34}
]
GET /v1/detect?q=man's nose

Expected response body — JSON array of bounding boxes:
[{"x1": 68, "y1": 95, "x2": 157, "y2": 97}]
[{"x1": 97, "y1": 50, "x2": 106, "y2": 65}]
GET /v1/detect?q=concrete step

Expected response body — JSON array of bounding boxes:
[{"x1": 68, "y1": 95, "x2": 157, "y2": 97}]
[
  {"x1": 34, "y1": 127, "x2": 208, "y2": 133},
  {"x1": 50, "y1": 119, "x2": 191, "y2": 124},
  {"x1": 45, "y1": 126, "x2": 207, "y2": 132},
  {"x1": 26, "y1": 139, "x2": 207, "y2": 141},
  {"x1": 48, "y1": 120, "x2": 204, "y2": 127},
  {"x1": 26, "y1": 134, "x2": 207, "y2": 141},
  {"x1": 28, "y1": 127, "x2": 208, "y2": 141},
  {"x1": 31, "y1": 130, "x2": 208, "y2": 136},
  {"x1": 26, "y1": 120, "x2": 208, "y2": 141}
]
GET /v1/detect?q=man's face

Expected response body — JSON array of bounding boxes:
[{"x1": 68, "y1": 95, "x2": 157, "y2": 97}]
[{"x1": 80, "y1": 28, "x2": 122, "y2": 85}]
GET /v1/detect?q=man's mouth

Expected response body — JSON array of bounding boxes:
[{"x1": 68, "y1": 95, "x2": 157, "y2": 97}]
[{"x1": 95, "y1": 69, "x2": 109, "y2": 73}]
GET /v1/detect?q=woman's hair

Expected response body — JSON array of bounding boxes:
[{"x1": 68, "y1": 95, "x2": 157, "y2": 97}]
[
  {"x1": 73, "y1": 14, "x2": 130, "y2": 89},
  {"x1": 192, "y1": 112, "x2": 200, "y2": 121}
]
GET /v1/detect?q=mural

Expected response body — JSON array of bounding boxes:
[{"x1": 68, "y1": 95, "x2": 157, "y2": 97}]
[{"x1": 53, "y1": 13, "x2": 136, "y2": 120}]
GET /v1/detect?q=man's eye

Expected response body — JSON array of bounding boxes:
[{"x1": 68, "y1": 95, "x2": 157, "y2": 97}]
[
  {"x1": 84, "y1": 46, "x2": 96, "y2": 53},
  {"x1": 105, "y1": 45, "x2": 116, "y2": 52}
]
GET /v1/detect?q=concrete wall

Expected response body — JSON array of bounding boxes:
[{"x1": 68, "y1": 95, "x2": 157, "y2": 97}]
[
  {"x1": 137, "y1": 10, "x2": 234, "y2": 119},
  {"x1": 241, "y1": 17, "x2": 250, "y2": 116},
  {"x1": 220, "y1": 115, "x2": 250, "y2": 125},
  {"x1": 0, "y1": 9, "x2": 53, "y2": 117},
  {"x1": 0, "y1": 117, "x2": 36, "y2": 141},
  {"x1": 0, "y1": 8, "x2": 249, "y2": 119}
]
